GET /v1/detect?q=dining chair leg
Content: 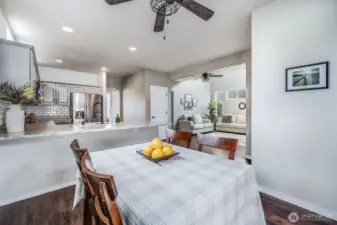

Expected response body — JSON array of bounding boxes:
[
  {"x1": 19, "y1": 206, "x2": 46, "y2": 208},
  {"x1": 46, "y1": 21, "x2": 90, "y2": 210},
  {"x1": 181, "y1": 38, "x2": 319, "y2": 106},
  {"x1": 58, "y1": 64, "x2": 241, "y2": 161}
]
[{"x1": 83, "y1": 192, "x2": 92, "y2": 225}]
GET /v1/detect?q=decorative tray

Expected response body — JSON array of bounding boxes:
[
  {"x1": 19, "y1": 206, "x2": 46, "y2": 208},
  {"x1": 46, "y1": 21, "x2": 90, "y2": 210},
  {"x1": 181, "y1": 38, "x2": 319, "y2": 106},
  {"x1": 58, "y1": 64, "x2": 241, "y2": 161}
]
[{"x1": 136, "y1": 150, "x2": 180, "y2": 163}]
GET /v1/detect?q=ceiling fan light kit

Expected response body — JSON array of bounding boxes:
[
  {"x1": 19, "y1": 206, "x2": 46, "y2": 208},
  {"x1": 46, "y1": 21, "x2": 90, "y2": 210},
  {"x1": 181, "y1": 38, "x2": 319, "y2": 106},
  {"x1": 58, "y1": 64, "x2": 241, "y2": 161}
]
[{"x1": 150, "y1": 0, "x2": 180, "y2": 16}]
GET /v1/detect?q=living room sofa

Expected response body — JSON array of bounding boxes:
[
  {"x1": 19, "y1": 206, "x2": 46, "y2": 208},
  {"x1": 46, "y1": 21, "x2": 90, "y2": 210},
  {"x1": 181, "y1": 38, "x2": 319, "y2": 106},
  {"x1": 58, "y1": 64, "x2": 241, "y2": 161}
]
[
  {"x1": 178, "y1": 114, "x2": 213, "y2": 134},
  {"x1": 216, "y1": 115, "x2": 246, "y2": 134}
]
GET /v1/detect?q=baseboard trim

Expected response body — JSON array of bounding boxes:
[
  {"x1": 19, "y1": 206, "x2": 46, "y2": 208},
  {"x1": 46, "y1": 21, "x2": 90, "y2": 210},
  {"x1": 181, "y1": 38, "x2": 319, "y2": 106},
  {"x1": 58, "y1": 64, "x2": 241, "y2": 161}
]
[
  {"x1": 0, "y1": 181, "x2": 76, "y2": 207},
  {"x1": 259, "y1": 186, "x2": 337, "y2": 221}
]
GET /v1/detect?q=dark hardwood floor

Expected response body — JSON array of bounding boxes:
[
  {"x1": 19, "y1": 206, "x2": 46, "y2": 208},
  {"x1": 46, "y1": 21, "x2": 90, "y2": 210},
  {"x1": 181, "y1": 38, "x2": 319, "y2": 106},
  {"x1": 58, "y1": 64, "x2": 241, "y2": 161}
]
[{"x1": 0, "y1": 186, "x2": 335, "y2": 225}]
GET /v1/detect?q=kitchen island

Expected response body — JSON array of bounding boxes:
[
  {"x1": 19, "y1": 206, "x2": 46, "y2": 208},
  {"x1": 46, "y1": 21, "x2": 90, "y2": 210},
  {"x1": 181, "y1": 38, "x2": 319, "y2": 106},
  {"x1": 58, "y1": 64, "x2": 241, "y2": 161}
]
[{"x1": 0, "y1": 123, "x2": 165, "y2": 206}]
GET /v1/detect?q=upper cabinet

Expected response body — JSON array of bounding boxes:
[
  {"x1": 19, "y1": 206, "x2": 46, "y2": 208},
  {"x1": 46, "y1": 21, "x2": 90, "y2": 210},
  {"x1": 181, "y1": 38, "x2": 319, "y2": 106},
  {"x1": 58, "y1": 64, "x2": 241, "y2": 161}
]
[
  {"x1": 40, "y1": 82, "x2": 56, "y2": 104},
  {"x1": 55, "y1": 84, "x2": 70, "y2": 105},
  {"x1": 0, "y1": 39, "x2": 40, "y2": 86},
  {"x1": 41, "y1": 82, "x2": 100, "y2": 105},
  {"x1": 41, "y1": 82, "x2": 70, "y2": 105}
]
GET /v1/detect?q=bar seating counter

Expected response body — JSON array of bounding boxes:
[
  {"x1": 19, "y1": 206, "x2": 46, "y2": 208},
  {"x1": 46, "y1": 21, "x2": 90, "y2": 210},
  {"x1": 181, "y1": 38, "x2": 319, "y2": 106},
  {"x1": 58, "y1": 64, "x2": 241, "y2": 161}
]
[{"x1": 0, "y1": 122, "x2": 165, "y2": 206}]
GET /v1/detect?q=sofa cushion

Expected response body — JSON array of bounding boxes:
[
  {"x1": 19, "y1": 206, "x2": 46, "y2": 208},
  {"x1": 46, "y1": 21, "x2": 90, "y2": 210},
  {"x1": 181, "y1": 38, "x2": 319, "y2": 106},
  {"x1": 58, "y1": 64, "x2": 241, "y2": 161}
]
[
  {"x1": 202, "y1": 118, "x2": 210, "y2": 123},
  {"x1": 203, "y1": 123, "x2": 213, "y2": 128},
  {"x1": 222, "y1": 115, "x2": 232, "y2": 123},
  {"x1": 218, "y1": 123, "x2": 238, "y2": 128},
  {"x1": 180, "y1": 115, "x2": 187, "y2": 120},
  {"x1": 192, "y1": 114, "x2": 203, "y2": 124},
  {"x1": 236, "y1": 115, "x2": 246, "y2": 124},
  {"x1": 236, "y1": 124, "x2": 246, "y2": 129},
  {"x1": 192, "y1": 123, "x2": 204, "y2": 129},
  {"x1": 216, "y1": 122, "x2": 231, "y2": 128}
]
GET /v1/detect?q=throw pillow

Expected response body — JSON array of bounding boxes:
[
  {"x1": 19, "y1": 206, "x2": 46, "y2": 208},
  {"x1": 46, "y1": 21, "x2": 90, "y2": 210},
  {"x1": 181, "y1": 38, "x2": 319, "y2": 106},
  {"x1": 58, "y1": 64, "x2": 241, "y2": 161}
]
[
  {"x1": 222, "y1": 115, "x2": 232, "y2": 123},
  {"x1": 181, "y1": 115, "x2": 187, "y2": 120},
  {"x1": 236, "y1": 115, "x2": 246, "y2": 124},
  {"x1": 192, "y1": 114, "x2": 203, "y2": 124},
  {"x1": 187, "y1": 116, "x2": 193, "y2": 121}
]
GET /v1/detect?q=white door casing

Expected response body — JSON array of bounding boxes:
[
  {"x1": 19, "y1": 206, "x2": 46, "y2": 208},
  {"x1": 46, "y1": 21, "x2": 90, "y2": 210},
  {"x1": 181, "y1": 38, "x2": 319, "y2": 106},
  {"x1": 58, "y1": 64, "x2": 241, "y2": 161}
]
[{"x1": 150, "y1": 85, "x2": 168, "y2": 140}]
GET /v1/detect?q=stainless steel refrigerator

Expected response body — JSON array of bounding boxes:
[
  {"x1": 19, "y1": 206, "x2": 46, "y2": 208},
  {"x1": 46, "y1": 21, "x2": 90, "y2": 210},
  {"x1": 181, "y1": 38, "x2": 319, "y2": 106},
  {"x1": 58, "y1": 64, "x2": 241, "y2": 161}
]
[{"x1": 70, "y1": 93, "x2": 103, "y2": 124}]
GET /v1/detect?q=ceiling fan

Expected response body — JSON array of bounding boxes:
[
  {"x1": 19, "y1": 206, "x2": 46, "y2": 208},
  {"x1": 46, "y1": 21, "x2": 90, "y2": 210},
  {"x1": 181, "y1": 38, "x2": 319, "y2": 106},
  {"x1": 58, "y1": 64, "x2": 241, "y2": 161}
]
[
  {"x1": 192, "y1": 72, "x2": 224, "y2": 82},
  {"x1": 105, "y1": 0, "x2": 214, "y2": 33}
]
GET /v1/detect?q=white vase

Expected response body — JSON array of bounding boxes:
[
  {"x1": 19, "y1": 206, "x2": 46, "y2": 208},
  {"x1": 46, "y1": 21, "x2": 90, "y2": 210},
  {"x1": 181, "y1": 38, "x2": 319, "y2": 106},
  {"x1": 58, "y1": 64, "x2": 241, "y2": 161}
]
[{"x1": 6, "y1": 104, "x2": 25, "y2": 133}]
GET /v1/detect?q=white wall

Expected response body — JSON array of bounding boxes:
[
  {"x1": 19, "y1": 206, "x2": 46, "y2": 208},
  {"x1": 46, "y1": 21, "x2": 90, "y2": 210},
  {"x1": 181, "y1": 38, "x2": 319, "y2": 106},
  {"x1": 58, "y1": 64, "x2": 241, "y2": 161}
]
[
  {"x1": 172, "y1": 79, "x2": 211, "y2": 126},
  {"x1": 122, "y1": 69, "x2": 173, "y2": 124},
  {"x1": 0, "y1": 5, "x2": 7, "y2": 39},
  {"x1": 0, "y1": 4, "x2": 14, "y2": 40},
  {"x1": 122, "y1": 70, "x2": 146, "y2": 123},
  {"x1": 39, "y1": 66, "x2": 99, "y2": 86},
  {"x1": 106, "y1": 76, "x2": 122, "y2": 91},
  {"x1": 252, "y1": 0, "x2": 337, "y2": 219},
  {"x1": 211, "y1": 64, "x2": 246, "y2": 115}
]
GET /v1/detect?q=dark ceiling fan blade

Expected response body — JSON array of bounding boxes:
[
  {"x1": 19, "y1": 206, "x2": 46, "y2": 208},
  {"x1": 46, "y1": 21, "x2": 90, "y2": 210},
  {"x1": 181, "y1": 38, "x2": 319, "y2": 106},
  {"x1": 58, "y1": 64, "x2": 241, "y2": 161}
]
[
  {"x1": 178, "y1": 0, "x2": 214, "y2": 21},
  {"x1": 154, "y1": 5, "x2": 166, "y2": 32},
  {"x1": 105, "y1": 0, "x2": 133, "y2": 5},
  {"x1": 208, "y1": 74, "x2": 223, "y2": 77}
]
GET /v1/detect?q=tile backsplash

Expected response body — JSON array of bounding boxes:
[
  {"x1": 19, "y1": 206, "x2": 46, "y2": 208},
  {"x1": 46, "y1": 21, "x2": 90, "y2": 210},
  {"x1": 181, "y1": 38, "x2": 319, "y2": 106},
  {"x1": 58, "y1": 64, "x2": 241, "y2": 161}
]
[
  {"x1": 0, "y1": 103, "x2": 70, "y2": 127},
  {"x1": 23, "y1": 105, "x2": 70, "y2": 117}
]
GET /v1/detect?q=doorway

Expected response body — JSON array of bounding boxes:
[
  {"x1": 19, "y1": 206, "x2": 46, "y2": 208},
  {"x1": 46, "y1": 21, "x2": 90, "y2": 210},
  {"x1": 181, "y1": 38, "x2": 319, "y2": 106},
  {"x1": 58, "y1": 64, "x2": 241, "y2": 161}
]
[
  {"x1": 150, "y1": 85, "x2": 168, "y2": 140},
  {"x1": 106, "y1": 88, "x2": 120, "y2": 123}
]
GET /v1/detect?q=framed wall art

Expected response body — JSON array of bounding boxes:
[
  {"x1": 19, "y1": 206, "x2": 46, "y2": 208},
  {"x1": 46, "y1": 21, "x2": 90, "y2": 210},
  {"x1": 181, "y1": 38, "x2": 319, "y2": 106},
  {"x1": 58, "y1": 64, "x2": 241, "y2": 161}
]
[{"x1": 286, "y1": 62, "x2": 329, "y2": 92}]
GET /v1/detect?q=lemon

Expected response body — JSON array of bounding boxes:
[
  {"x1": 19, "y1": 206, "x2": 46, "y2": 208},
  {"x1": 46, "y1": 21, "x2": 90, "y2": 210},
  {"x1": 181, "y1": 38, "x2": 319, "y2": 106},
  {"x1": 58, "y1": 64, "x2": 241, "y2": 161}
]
[
  {"x1": 162, "y1": 145, "x2": 173, "y2": 156},
  {"x1": 143, "y1": 145, "x2": 153, "y2": 157},
  {"x1": 151, "y1": 148, "x2": 165, "y2": 159},
  {"x1": 151, "y1": 138, "x2": 163, "y2": 149}
]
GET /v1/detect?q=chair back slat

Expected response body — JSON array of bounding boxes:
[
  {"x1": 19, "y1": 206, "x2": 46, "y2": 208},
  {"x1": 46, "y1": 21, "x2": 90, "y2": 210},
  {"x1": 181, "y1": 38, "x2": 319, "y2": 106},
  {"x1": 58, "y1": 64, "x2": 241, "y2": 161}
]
[
  {"x1": 167, "y1": 129, "x2": 192, "y2": 148},
  {"x1": 94, "y1": 196, "x2": 110, "y2": 225},
  {"x1": 99, "y1": 182, "x2": 123, "y2": 225},
  {"x1": 70, "y1": 139, "x2": 86, "y2": 165},
  {"x1": 81, "y1": 152, "x2": 118, "y2": 201},
  {"x1": 197, "y1": 134, "x2": 238, "y2": 160}
]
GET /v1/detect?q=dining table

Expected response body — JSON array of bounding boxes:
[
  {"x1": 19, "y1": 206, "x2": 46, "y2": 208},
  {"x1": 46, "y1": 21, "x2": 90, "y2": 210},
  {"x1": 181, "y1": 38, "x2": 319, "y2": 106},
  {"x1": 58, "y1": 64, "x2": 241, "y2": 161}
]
[{"x1": 84, "y1": 142, "x2": 266, "y2": 225}]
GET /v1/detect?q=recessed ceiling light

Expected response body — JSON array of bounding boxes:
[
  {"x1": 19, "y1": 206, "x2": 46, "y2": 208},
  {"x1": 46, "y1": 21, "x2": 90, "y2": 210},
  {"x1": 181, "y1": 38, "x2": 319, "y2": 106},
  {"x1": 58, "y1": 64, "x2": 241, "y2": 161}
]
[
  {"x1": 101, "y1": 67, "x2": 107, "y2": 71},
  {"x1": 62, "y1": 26, "x2": 74, "y2": 33},
  {"x1": 129, "y1": 46, "x2": 137, "y2": 52},
  {"x1": 56, "y1": 59, "x2": 63, "y2": 63}
]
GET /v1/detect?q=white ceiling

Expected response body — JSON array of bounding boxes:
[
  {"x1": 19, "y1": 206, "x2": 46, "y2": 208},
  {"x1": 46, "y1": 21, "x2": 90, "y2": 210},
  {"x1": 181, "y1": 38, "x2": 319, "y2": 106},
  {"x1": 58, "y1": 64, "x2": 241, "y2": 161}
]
[{"x1": 0, "y1": 0, "x2": 273, "y2": 76}]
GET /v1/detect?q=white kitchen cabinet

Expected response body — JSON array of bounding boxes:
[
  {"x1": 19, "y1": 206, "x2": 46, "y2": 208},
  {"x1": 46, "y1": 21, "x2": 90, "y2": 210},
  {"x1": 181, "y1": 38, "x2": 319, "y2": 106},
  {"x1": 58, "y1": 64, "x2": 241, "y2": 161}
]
[
  {"x1": 55, "y1": 84, "x2": 70, "y2": 105},
  {"x1": 40, "y1": 83, "x2": 56, "y2": 104}
]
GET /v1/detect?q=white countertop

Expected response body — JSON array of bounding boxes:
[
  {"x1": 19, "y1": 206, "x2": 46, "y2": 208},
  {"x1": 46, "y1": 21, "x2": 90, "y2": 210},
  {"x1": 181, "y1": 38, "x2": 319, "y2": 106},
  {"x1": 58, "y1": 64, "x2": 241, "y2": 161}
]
[{"x1": 0, "y1": 122, "x2": 166, "y2": 141}]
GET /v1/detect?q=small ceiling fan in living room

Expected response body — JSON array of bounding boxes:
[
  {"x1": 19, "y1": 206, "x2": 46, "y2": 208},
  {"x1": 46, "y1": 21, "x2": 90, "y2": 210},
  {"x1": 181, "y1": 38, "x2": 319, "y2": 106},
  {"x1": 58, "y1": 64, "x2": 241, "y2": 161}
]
[
  {"x1": 105, "y1": 0, "x2": 214, "y2": 35},
  {"x1": 192, "y1": 72, "x2": 224, "y2": 82}
]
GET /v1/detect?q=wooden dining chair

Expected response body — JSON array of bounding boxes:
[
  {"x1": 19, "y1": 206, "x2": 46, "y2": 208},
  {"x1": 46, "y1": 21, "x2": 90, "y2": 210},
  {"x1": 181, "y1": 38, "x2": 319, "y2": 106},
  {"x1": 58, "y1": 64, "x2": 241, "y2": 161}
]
[
  {"x1": 94, "y1": 182, "x2": 122, "y2": 225},
  {"x1": 166, "y1": 128, "x2": 192, "y2": 148},
  {"x1": 196, "y1": 134, "x2": 238, "y2": 160},
  {"x1": 70, "y1": 140, "x2": 96, "y2": 225},
  {"x1": 81, "y1": 152, "x2": 118, "y2": 215},
  {"x1": 70, "y1": 139, "x2": 86, "y2": 166}
]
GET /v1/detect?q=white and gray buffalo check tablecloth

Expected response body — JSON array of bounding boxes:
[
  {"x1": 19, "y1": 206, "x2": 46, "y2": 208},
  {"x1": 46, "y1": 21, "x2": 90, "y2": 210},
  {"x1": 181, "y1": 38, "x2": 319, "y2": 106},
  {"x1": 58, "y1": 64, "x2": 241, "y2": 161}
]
[{"x1": 87, "y1": 143, "x2": 266, "y2": 225}]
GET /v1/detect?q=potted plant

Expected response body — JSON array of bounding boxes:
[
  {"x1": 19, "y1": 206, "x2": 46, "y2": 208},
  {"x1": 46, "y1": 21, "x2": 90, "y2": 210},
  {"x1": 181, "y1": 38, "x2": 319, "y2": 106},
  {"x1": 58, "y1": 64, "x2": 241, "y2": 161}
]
[
  {"x1": 0, "y1": 82, "x2": 35, "y2": 133},
  {"x1": 207, "y1": 99, "x2": 217, "y2": 130}
]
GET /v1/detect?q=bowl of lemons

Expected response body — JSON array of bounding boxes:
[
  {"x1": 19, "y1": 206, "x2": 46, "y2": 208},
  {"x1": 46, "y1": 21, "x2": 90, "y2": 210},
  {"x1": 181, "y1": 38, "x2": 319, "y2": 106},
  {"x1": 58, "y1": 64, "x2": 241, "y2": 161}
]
[{"x1": 136, "y1": 138, "x2": 180, "y2": 163}]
